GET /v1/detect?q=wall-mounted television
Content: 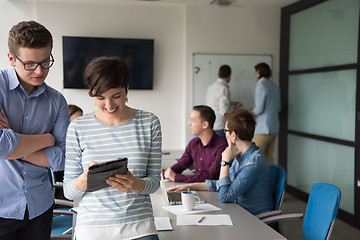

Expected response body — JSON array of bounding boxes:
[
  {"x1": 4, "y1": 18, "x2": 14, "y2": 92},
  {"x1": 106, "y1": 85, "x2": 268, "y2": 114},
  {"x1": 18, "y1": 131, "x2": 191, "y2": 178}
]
[{"x1": 62, "y1": 36, "x2": 154, "y2": 90}]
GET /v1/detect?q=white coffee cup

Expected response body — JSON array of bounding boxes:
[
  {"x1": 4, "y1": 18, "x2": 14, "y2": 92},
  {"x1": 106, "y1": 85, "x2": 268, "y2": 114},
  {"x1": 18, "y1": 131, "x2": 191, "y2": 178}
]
[{"x1": 181, "y1": 191, "x2": 201, "y2": 211}]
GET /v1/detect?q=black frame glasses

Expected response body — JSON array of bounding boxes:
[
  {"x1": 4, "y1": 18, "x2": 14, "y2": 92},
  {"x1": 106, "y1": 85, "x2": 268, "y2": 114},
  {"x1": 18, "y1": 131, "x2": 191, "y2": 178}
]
[
  {"x1": 14, "y1": 53, "x2": 54, "y2": 71},
  {"x1": 224, "y1": 129, "x2": 231, "y2": 134}
]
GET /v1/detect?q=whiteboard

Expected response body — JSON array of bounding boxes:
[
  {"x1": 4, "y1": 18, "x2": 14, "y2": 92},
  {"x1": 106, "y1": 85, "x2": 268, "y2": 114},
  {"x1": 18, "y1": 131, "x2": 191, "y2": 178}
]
[{"x1": 193, "y1": 53, "x2": 272, "y2": 109}]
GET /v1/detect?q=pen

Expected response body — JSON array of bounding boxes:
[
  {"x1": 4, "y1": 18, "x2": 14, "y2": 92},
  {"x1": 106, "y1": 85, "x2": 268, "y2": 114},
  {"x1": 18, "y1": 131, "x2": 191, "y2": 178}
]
[{"x1": 198, "y1": 216, "x2": 205, "y2": 223}]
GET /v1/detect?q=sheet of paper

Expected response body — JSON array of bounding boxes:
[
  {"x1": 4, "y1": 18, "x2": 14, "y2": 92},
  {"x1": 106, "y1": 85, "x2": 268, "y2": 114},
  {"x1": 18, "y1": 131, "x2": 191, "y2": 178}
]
[
  {"x1": 177, "y1": 214, "x2": 233, "y2": 226},
  {"x1": 154, "y1": 217, "x2": 173, "y2": 231},
  {"x1": 162, "y1": 203, "x2": 221, "y2": 215}
]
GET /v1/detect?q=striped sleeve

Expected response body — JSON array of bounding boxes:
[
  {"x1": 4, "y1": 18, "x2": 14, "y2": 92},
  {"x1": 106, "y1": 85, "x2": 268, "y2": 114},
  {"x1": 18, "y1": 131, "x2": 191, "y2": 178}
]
[
  {"x1": 141, "y1": 112, "x2": 162, "y2": 194},
  {"x1": 63, "y1": 121, "x2": 86, "y2": 200}
]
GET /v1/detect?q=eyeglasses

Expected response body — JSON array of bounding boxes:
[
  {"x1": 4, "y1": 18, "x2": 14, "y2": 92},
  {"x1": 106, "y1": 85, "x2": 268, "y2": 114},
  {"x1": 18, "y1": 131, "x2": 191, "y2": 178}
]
[
  {"x1": 224, "y1": 129, "x2": 231, "y2": 134},
  {"x1": 14, "y1": 53, "x2": 54, "y2": 71}
]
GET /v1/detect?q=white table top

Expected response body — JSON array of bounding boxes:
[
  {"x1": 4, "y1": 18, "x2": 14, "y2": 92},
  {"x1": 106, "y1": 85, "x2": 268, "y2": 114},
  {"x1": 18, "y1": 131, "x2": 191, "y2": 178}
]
[{"x1": 151, "y1": 150, "x2": 287, "y2": 240}]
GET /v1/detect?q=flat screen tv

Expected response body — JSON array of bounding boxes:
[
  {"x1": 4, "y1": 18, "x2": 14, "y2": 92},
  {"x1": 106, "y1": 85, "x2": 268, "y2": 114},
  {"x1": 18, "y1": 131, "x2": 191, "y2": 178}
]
[{"x1": 62, "y1": 36, "x2": 154, "y2": 89}]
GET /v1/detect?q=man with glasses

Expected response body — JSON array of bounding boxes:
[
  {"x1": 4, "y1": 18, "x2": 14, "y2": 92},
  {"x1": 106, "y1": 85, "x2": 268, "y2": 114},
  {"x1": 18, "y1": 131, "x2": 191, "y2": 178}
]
[
  {"x1": 0, "y1": 21, "x2": 69, "y2": 240},
  {"x1": 162, "y1": 105, "x2": 227, "y2": 183}
]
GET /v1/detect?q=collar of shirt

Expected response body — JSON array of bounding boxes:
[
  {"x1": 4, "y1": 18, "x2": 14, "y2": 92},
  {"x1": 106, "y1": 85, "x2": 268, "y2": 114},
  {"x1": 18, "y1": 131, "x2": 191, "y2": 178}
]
[
  {"x1": 8, "y1": 67, "x2": 46, "y2": 97},
  {"x1": 217, "y1": 78, "x2": 229, "y2": 88},
  {"x1": 8, "y1": 67, "x2": 20, "y2": 90},
  {"x1": 197, "y1": 131, "x2": 223, "y2": 148},
  {"x1": 236, "y1": 143, "x2": 259, "y2": 163},
  {"x1": 258, "y1": 77, "x2": 269, "y2": 84}
]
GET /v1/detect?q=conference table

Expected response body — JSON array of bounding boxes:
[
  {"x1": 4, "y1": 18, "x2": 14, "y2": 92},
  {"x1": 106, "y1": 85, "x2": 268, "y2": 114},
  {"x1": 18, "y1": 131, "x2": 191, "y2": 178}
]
[{"x1": 151, "y1": 150, "x2": 287, "y2": 240}]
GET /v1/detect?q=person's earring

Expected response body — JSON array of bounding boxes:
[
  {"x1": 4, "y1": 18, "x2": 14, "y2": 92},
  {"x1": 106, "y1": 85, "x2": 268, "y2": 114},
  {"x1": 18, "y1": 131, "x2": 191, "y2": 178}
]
[
  {"x1": 125, "y1": 97, "x2": 128, "y2": 103},
  {"x1": 232, "y1": 141, "x2": 235, "y2": 146}
]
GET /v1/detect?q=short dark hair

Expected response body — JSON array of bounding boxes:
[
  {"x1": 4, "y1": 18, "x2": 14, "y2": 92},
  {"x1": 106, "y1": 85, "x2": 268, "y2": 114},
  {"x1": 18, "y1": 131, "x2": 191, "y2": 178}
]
[
  {"x1": 84, "y1": 56, "x2": 130, "y2": 97},
  {"x1": 254, "y1": 62, "x2": 271, "y2": 78},
  {"x1": 68, "y1": 104, "x2": 83, "y2": 117},
  {"x1": 193, "y1": 105, "x2": 216, "y2": 129},
  {"x1": 218, "y1": 65, "x2": 231, "y2": 78},
  {"x1": 8, "y1": 21, "x2": 53, "y2": 56},
  {"x1": 224, "y1": 109, "x2": 256, "y2": 141}
]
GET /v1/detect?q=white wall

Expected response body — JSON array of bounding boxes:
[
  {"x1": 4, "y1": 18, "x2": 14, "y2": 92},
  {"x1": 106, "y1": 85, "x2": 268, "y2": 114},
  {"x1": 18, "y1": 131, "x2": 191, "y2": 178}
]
[
  {"x1": 0, "y1": 1, "x2": 36, "y2": 67},
  {"x1": 1, "y1": 1, "x2": 282, "y2": 158},
  {"x1": 184, "y1": 6, "x2": 281, "y2": 160}
]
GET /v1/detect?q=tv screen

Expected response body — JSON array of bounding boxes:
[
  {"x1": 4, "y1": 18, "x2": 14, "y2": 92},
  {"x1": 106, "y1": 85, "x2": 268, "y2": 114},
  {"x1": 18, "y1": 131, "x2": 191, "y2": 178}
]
[{"x1": 62, "y1": 36, "x2": 154, "y2": 89}]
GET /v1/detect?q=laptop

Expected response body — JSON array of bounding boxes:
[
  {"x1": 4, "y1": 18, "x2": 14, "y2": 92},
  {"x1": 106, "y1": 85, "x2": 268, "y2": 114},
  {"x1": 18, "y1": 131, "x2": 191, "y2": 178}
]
[
  {"x1": 160, "y1": 175, "x2": 183, "y2": 205},
  {"x1": 160, "y1": 175, "x2": 205, "y2": 205}
]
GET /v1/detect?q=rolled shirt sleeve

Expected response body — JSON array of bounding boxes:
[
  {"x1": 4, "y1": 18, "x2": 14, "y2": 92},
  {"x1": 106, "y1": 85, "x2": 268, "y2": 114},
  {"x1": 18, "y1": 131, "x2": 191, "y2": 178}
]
[
  {"x1": 44, "y1": 96, "x2": 70, "y2": 172},
  {"x1": 206, "y1": 179, "x2": 217, "y2": 192},
  {"x1": 0, "y1": 129, "x2": 20, "y2": 159}
]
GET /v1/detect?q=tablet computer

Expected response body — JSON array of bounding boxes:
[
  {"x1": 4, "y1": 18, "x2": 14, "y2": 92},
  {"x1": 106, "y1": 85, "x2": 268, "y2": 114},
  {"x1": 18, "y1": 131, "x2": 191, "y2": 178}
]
[{"x1": 87, "y1": 157, "x2": 128, "y2": 192}]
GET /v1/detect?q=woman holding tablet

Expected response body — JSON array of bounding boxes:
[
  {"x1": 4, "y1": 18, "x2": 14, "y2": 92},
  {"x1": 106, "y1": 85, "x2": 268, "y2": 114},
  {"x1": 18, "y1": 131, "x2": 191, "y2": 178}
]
[
  {"x1": 63, "y1": 56, "x2": 162, "y2": 240},
  {"x1": 168, "y1": 109, "x2": 273, "y2": 216}
]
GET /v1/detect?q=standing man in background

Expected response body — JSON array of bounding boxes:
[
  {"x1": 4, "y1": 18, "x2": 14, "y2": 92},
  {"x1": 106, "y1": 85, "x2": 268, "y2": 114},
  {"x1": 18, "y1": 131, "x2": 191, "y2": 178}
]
[
  {"x1": 251, "y1": 62, "x2": 281, "y2": 164},
  {"x1": 0, "y1": 21, "x2": 69, "y2": 239},
  {"x1": 206, "y1": 65, "x2": 241, "y2": 138}
]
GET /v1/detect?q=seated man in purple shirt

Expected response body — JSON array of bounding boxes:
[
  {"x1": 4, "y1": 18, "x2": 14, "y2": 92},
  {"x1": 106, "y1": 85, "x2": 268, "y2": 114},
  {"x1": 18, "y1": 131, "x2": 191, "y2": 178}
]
[{"x1": 162, "y1": 105, "x2": 227, "y2": 183}]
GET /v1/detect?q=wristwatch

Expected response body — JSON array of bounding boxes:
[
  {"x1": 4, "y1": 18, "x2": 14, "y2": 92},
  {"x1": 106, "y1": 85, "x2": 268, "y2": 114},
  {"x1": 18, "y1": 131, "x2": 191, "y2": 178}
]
[{"x1": 221, "y1": 160, "x2": 231, "y2": 167}]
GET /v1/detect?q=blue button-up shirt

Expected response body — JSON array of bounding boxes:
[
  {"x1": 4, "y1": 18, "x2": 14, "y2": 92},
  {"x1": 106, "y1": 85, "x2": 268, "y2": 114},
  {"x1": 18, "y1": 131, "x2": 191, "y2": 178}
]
[
  {"x1": 206, "y1": 143, "x2": 273, "y2": 215},
  {"x1": 252, "y1": 77, "x2": 281, "y2": 134},
  {"x1": 0, "y1": 67, "x2": 69, "y2": 220}
]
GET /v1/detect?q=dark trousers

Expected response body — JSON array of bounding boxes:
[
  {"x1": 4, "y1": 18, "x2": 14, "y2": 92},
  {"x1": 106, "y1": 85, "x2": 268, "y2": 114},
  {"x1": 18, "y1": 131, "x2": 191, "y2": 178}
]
[{"x1": 0, "y1": 204, "x2": 53, "y2": 240}]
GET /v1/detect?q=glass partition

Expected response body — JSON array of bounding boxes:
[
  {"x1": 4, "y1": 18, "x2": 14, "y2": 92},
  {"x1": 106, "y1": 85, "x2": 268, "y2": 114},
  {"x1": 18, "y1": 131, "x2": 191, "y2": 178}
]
[
  {"x1": 288, "y1": 70, "x2": 356, "y2": 141},
  {"x1": 287, "y1": 134, "x2": 354, "y2": 214},
  {"x1": 282, "y1": 0, "x2": 360, "y2": 227},
  {"x1": 289, "y1": 0, "x2": 359, "y2": 70}
]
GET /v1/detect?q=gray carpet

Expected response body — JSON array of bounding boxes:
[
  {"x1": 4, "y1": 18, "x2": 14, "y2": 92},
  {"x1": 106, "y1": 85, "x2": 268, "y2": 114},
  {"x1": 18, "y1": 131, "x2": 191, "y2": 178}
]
[{"x1": 279, "y1": 193, "x2": 360, "y2": 239}]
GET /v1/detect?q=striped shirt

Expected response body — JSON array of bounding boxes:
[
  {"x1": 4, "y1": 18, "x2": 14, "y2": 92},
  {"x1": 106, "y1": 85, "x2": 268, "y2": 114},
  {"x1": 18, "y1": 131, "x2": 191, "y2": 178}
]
[{"x1": 63, "y1": 109, "x2": 162, "y2": 238}]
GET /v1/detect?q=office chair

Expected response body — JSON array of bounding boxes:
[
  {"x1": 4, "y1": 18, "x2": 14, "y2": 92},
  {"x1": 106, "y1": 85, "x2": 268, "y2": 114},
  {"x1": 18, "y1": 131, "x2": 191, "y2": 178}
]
[
  {"x1": 48, "y1": 169, "x2": 74, "y2": 240},
  {"x1": 256, "y1": 164, "x2": 286, "y2": 219},
  {"x1": 51, "y1": 211, "x2": 73, "y2": 239},
  {"x1": 262, "y1": 183, "x2": 341, "y2": 240}
]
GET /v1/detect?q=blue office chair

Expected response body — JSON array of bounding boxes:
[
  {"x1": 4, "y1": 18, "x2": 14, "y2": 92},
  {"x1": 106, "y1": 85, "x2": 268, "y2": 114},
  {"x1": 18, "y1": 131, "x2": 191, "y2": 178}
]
[
  {"x1": 48, "y1": 169, "x2": 74, "y2": 240},
  {"x1": 262, "y1": 183, "x2": 341, "y2": 240},
  {"x1": 256, "y1": 165, "x2": 286, "y2": 219},
  {"x1": 51, "y1": 211, "x2": 73, "y2": 238}
]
